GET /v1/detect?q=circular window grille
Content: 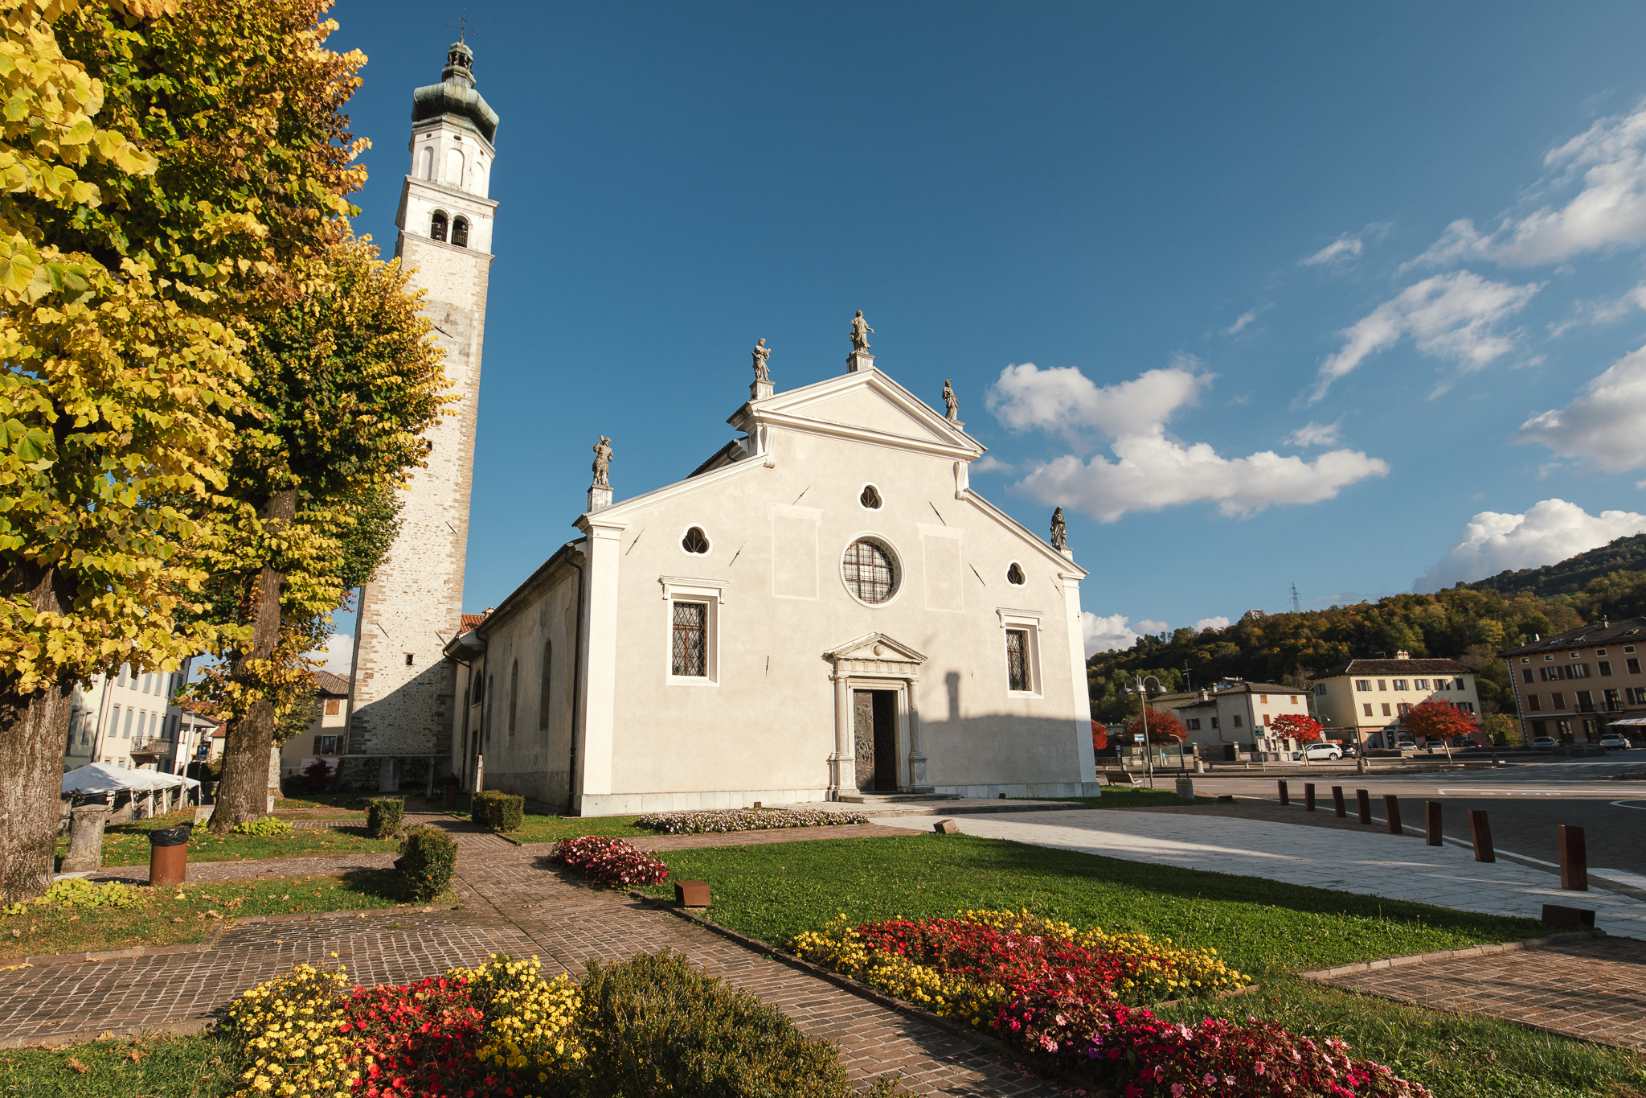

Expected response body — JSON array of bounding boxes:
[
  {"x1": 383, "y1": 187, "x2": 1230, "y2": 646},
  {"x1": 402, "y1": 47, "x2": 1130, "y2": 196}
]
[
  {"x1": 841, "y1": 538, "x2": 898, "y2": 605},
  {"x1": 859, "y1": 485, "x2": 883, "y2": 509},
  {"x1": 681, "y1": 526, "x2": 710, "y2": 554},
  {"x1": 1006, "y1": 563, "x2": 1026, "y2": 585}
]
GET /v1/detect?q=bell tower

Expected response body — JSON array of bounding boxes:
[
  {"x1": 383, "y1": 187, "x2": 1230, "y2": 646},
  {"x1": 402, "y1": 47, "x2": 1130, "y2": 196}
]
[{"x1": 345, "y1": 38, "x2": 499, "y2": 786}]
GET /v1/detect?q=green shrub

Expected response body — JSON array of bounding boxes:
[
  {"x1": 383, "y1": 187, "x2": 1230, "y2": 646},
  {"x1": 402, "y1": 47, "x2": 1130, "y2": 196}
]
[
  {"x1": 365, "y1": 797, "x2": 405, "y2": 838},
  {"x1": 576, "y1": 951, "x2": 857, "y2": 1097},
  {"x1": 394, "y1": 826, "x2": 456, "y2": 901},
  {"x1": 472, "y1": 791, "x2": 524, "y2": 833}
]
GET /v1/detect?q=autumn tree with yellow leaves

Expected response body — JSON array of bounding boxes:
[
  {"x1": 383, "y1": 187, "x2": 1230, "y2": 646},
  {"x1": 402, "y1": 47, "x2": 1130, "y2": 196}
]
[{"x1": 1, "y1": 0, "x2": 445, "y2": 893}]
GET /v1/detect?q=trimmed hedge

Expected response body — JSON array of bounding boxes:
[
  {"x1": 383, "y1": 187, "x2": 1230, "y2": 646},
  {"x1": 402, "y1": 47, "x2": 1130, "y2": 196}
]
[
  {"x1": 365, "y1": 797, "x2": 405, "y2": 838},
  {"x1": 394, "y1": 826, "x2": 456, "y2": 901},
  {"x1": 577, "y1": 951, "x2": 869, "y2": 1097},
  {"x1": 472, "y1": 791, "x2": 524, "y2": 833}
]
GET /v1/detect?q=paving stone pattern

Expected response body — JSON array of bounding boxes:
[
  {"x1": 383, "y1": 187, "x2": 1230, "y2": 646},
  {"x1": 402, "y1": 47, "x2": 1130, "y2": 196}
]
[
  {"x1": 1319, "y1": 936, "x2": 1646, "y2": 1053},
  {"x1": 0, "y1": 817, "x2": 1060, "y2": 1096}
]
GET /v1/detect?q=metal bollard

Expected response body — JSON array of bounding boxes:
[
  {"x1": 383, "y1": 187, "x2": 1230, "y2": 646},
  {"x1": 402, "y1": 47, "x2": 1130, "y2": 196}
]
[
  {"x1": 1384, "y1": 794, "x2": 1402, "y2": 835},
  {"x1": 1559, "y1": 824, "x2": 1588, "y2": 891},
  {"x1": 1278, "y1": 779, "x2": 1289, "y2": 806},
  {"x1": 1425, "y1": 800, "x2": 1443, "y2": 846},
  {"x1": 1356, "y1": 789, "x2": 1372, "y2": 825},
  {"x1": 1332, "y1": 786, "x2": 1346, "y2": 818},
  {"x1": 1470, "y1": 809, "x2": 1495, "y2": 862},
  {"x1": 1304, "y1": 783, "x2": 1316, "y2": 811}
]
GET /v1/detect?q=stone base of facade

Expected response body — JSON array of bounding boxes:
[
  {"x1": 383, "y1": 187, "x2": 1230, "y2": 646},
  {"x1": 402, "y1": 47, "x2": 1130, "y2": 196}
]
[
  {"x1": 929, "y1": 780, "x2": 1104, "y2": 800},
  {"x1": 575, "y1": 787, "x2": 831, "y2": 816},
  {"x1": 333, "y1": 754, "x2": 451, "y2": 794}
]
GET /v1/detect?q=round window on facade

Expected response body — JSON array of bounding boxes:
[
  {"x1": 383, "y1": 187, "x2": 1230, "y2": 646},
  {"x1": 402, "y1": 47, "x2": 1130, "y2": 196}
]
[
  {"x1": 1006, "y1": 562, "x2": 1026, "y2": 585},
  {"x1": 841, "y1": 537, "x2": 899, "y2": 605},
  {"x1": 682, "y1": 526, "x2": 710, "y2": 554},
  {"x1": 859, "y1": 484, "x2": 883, "y2": 509}
]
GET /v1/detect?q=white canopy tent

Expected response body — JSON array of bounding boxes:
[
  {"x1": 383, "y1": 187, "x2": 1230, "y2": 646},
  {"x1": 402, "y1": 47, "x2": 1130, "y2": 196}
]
[
  {"x1": 1607, "y1": 717, "x2": 1646, "y2": 727},
  {"x1": 62, "y1": 763, "x2": 200, "y2": 818}
]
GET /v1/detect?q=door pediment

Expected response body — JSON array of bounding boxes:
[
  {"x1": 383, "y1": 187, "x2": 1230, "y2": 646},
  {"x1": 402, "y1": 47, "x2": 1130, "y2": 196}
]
[{"x1": 825, "y1": 631, "x2": 927, "y2": 673}]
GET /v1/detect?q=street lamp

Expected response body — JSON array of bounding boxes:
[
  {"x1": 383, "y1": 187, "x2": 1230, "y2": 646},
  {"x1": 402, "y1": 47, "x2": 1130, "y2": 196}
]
[{"x1": 1130, "y1": 674, "x2": 1167, "y2": 789}]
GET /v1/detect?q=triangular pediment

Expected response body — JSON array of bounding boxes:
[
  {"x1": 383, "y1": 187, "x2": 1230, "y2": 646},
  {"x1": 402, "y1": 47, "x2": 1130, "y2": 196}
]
[
  {"x1": 825, "y1": 631, "x2": 928, "y2": 664},
  {"x1": 740, "y1": 367, "x2": 983, "y2": 459}
]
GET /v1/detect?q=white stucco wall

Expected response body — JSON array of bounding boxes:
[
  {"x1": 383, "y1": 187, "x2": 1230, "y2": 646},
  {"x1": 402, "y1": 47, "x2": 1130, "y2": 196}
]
[{"x1": 571, "y1": 371, "x2": 1096, "y2": 813}]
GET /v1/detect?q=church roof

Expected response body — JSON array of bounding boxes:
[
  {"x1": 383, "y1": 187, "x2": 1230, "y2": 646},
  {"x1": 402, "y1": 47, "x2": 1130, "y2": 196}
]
[{"x1": 412, "y1": 39, "x2": 499, "y2": 144}]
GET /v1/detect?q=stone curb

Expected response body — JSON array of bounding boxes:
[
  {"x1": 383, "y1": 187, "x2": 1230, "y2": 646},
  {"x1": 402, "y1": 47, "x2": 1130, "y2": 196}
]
[
  {"x1": 0, "y1": 1017, "x2": 215, "y2": 1051},
  {"x1": 1298, "y1": 930, "x2": 1603, "y2": 981}
]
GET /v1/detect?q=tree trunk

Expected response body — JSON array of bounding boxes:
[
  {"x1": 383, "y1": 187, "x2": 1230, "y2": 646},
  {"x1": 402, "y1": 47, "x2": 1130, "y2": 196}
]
[
  {"x1": 0, "y1": 562, "x2": 75, "y2": 901},
  {"x1": 209, "y1": 488, "x2": 295, "y2": 833}
]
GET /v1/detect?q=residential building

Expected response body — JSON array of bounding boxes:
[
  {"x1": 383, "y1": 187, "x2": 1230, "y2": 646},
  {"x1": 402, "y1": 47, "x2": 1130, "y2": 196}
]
[
  {"x1": 1309, "y1": 652, "x2": 1481, "y2": 745},
  {"x1": 442, "y1": 322, "x2": 1098, "y2": 814},
  {"x1": 1152, "y1": 680, "x2": 1311, "y2": 754},
  {"x1": 280, "y1": 671, "x2": 352, "y2": 778},
  {"x1": 1502, "y1": 617, "x2": 1646, "y2": 744},
  {"x1": 63, "y1": 660, "x2": 196, "y2": 773}
]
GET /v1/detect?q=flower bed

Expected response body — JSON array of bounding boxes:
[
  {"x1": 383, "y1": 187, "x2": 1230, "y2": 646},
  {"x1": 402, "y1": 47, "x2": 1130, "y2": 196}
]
[
  {"x1": 224, "y1": 955, "x2": 582, "y2": 1098},
  {"x1": 634, "y1": 807, "x2": 869, "y2": 834},
  {"x1": 550, "y1": 835, "x2": 668, "y2": 886},
  {"x1": 793, "y1": 909, "x2": 1427, "y2": 1097}
]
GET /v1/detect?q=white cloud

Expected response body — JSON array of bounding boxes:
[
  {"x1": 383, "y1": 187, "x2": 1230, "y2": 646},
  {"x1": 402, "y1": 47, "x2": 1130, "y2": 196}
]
[
  {"x1": 1081, "y1": 612, "x2": 1143, "y2": 655},
  {"x1": 1136, "y1": 618, "x2": 1169, "y2": 634},
  {"x1": 1417, "y1": 498, "x2": 1646, "y2": 590},
  {"x1": 308, "y1": 632, "x2": 354, "y2": 676},
  {"x1": 1551, "y1": 281, "x2": 1646, "y2": 336},
  {"x1": 993, "y1": 360, "x2": 1388, "y2": 522},
  {"x1": 1519, "y1": 341, "x2": 1646, "y2": 471},
  {"x1": 970, "y1": 455, "x2": 1014, "y2": 475},
  {"x1": 986, "y1": 358, "x2": 1209, "y2": 444},
  {"x1": 1301, "y1": 233, "x2": 1365, "y2": 267},
  {"x1": 1018, "y1": 433, "x2": 1388, "y2": 522},
  {"x1": 1309, "y1": 271, "x2": 1539, "y2": 402},
  {"x1": 1194, "y1": 616, "x2": 1231, "y2": 632},
  {"x1": 1409, "y1": 102, "x2": 1646, "y2": 268},
  {"x1": 1285, "y1": 420, "x2": 1342, "y2": 448},
  {"x1": 1225, "y1": 309, "x2": 1258, "y2": 336}
]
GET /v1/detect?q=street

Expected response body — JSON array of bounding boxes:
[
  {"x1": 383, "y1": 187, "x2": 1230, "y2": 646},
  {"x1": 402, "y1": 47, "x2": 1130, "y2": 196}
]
[{"x1": 1187, "y1": 758, "x2": 1646, "y2": 883}]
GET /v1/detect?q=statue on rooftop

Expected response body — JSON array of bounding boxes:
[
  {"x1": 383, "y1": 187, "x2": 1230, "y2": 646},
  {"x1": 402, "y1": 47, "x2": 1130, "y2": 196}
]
[
  {"x1": 942, "y1": 378, "x2": 958, "y2": 422},
  {"x1": 850, "y1": 309, "x2": 873, "y2": 354},
  {"x1": 752, "y1": 338, "x2": 772, "y2": 383},
  {"x1": 591, "y1": 435, "x2": 613, "y2": 488},
  {"x1": 1050, "y1": 506, "x2": 1068, "y2": 551}
]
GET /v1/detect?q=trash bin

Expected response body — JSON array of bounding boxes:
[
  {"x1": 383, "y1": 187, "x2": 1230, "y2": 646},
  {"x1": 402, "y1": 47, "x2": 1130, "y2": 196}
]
[{"x1": 148, "y1": 826, "x2": 190, "y2": 887}]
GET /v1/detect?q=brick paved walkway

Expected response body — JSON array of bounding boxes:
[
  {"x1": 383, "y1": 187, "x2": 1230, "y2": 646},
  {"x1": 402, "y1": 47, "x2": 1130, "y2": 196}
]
[
  {"x1": 1, "y1": 817, "x2": 1058, "y2": 1096},
  {"x1": 1315, "y1": 935, "x2": 1646, "y2": 1052}
]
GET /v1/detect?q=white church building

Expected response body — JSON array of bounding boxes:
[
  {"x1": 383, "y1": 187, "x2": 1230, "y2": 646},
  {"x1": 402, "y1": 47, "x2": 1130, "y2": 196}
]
[
  {"x1": 444, "y1": 336, "x2": 1099, "y2": 814},
  {"x1": 346, "y1": 40, "x2": 1098, "y2": 812}
]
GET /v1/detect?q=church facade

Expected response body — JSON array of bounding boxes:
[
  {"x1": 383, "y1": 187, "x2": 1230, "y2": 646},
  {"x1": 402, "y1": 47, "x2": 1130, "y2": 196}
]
[{"x1": 445, "y1": 338, "x2": 1099, "y2": 814}]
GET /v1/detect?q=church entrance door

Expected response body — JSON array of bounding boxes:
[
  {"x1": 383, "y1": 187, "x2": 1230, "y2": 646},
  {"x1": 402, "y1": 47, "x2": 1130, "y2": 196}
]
[{"x1": 852, "y1": 689, "x2": 899, "y2": 792}]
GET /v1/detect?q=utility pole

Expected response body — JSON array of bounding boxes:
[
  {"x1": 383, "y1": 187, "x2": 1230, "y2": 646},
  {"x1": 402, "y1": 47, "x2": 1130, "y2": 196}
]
[{"x1": 1291, "y1": 582, "x2": 1302, "y2": 614}]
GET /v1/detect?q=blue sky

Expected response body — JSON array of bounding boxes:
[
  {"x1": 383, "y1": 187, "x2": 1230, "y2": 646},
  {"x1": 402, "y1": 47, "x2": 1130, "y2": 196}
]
[{"x1": 323, "y1": 1, "x2": 1646, "y2": 664}]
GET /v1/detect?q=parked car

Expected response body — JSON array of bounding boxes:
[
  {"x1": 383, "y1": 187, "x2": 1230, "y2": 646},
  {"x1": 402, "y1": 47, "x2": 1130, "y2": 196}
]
[
  {"x1": 1531, "y1": 735, "x2": 1558, "y2": 749},
  {"x1": 1598, "y1": 733, "x2": 1633, "y2": 750},
  {"x1": 1302, "y1": 742, "x2": 1343, "y2": 761},
  {"x1": 1394, "y1": 736, "x2": 1418, "y2": 750},
  {"x1": 1339, "y1": 741, "x2": 1359, "y2": 757}
]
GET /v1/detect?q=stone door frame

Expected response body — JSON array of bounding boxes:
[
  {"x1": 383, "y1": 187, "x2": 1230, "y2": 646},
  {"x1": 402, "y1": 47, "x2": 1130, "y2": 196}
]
[{"x1": 825, "y1": 632, "x2": 931, "y2": 798}]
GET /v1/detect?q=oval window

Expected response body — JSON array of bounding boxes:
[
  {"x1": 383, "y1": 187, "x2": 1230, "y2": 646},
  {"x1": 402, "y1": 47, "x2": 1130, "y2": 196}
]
[
  {"x1": 682, "y1": 526, "x2": 710, "y2": 554},
  {"x1": 1007, "y1": 563, "x2": 1026, "y2": 585},
  {"x1": 859, "y1": 485, "x2": 882, "y2": 509},
  {"x1": 842, "y1": 538, "x2": 898, "y2": 605}
]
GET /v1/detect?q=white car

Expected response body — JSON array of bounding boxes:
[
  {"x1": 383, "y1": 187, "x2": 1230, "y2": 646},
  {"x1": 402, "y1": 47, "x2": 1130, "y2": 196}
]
[
  {"x1": 1598, "y1": 733, "x2": 1633, "y2": 750},
  {"x1": 1302, "y1": 742, "x2": 1343, "y2": 761}
]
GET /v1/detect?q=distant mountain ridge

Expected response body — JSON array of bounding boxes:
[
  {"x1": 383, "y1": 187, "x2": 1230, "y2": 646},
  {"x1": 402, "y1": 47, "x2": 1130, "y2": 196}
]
[{"x1": 1085, "y1": 535, "x2": 1646, "y2": 723}]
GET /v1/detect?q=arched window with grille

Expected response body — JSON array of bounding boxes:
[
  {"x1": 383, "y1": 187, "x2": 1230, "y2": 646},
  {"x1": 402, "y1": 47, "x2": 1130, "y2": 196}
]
[
  {"x1": 841, "y1": 538, "x2": 899, "y2": 605},
  {"x1": 538, "y1": 641, "x2": 552, "y2": 732},
  {"x1": 508, "y1": 659, "x2": 519, "y2": 735},
  {"x1": 430, "y1": 210, "x2": 448, "y2": 242},
  {"x1": 452, "y1": 216, "x2": 470, "y2": 248}
]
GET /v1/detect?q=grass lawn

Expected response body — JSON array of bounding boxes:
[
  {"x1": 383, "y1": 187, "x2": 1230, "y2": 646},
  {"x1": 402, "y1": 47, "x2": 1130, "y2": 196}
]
[
  {"x1": 272, "y1": 792, "x2": 370, "y2": 817},
  {"x1": 0, "y1": 1034, "x2": 239, "y2": 1098},
  {"x1": 56, "y1": 811, "x2": 398, "y2": 869},
  {"x1": 0, "y1": 872, "x2": 410, "y2": 959},
  {"x1": 646, "y1": 832, "x2": 1534, "y2": 979},
  {"x1": 642, "y1": 833, "x2": 1646, "y2": 1098},
  {"x1": 1162, "y1": 978, "x2": 1646, "y2": 1098},
  {"x1": 488, "y1": 812, "x2": 647, "y2": 844}
]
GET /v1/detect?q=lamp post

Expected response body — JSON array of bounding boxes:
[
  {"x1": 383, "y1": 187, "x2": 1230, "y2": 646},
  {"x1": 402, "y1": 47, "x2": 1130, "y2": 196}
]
[{"x1": 1130, "y1": 674, "x2": 1166, "y2": 789}]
